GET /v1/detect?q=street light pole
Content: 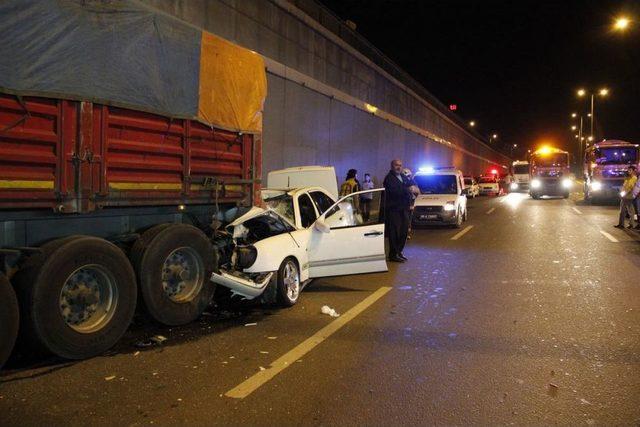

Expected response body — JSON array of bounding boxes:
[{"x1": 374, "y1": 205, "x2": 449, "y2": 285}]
[{"x1": 590, "y1": 94, "x2": 594, "y2": 139}]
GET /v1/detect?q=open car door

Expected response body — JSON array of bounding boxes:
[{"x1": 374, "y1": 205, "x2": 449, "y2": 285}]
[{"x1": 307, "y1": 189, "x2": 387, "y2": 278}]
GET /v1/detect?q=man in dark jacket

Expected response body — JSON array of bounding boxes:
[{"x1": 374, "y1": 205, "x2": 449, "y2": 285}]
[{"x1": 383, "y1": 159, "x2": 413, "y2": 262}]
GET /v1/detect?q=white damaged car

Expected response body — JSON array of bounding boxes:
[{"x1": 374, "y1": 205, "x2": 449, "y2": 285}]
[{"x1": 211, "y1": 187, "x2": 387, "y2": 306}]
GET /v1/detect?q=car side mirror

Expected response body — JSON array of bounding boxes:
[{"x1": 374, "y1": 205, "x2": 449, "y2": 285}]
[{"x1": 314, "y1": 217, "x2": 330, "y2": 233}]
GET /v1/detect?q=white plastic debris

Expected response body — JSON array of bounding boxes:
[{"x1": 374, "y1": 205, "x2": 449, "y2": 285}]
[
  {"x1": 105, "y1": 375, "x2": 116, "y2": 381},
  {"x1": 244, "y1": 322, "x2": 258, "y2": 327},
  {"x1": 150, "y1": 335, "x2": 167, "y2": 344},
  {"x1": 259, "y1": 366, "x2": 266, "y2": 371},
  {"x1": 321, "y1": 305, "x2": 340, "y2": 317}
]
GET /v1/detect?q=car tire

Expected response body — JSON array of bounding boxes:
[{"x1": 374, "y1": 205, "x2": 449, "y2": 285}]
[
  {"x1": 138, "y1": 224, "x2": 216, "y2": 326},
  {"x1": 563, "y1": 192, "x2": 570, "y2": 199},
  {"x1": 0, "y1": 274, "x2": 19, "y2": 369},
  {"x1": 12, "y1": 236, "x2": 137, "y2": 360},
  {"x1": 454, "y1": 209, "x2": 463, "y2": 228},
  {"x1": 275, "y1": 257, "x2": 301, "y2": 307}
]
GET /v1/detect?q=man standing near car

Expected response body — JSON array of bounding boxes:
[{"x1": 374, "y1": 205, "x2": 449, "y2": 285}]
[{"x1": 383, "y1": 159, "x2": 413, "y2": 262}]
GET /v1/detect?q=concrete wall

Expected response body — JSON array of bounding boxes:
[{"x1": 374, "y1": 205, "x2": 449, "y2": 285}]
[{"x1": 143, "y1": 0, "x2": 511, "y2": 186}]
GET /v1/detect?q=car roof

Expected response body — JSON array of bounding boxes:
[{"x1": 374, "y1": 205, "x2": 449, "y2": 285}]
[{"x1": 414, "y1": 169, "x2": 462, "y2": 177}]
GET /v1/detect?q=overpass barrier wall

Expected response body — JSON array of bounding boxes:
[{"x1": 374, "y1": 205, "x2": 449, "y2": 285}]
[{"x1": 142, "y1": 0, "x2": 511, "y2": 186}]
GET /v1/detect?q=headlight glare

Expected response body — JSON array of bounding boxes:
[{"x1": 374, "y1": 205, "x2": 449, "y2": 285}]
[
  {"x1": 562, "y1": 178, "x2": 572, "y2": 188},
  {"x1": 590, "y1": 181, "x2": 602, "y2": 191},
  {"x1": 510, "y1": 182, "x2": 518, "y2": 190},
  {"x1": 531, "y1": 179, "x2": 541, "y2": 189}
]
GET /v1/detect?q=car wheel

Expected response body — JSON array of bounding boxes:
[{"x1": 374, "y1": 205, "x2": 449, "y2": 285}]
[
  {"x1": 454, "y1": 209, "x2": 463, "y2": 228},
  {"x1": 276, "y1": 257, "x2": 300, "y2": 307},
  {"x1": 12, "y1": 236, "x2": 137, "y2": 360},
  {"x1": 0, "y1": 274, "x2": 19, "y2": 369},
  {"x1": 138, "y1": 224, "x2": 216, "y2": 326}
]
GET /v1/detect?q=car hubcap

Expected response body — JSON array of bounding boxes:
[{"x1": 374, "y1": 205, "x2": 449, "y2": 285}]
[
  {"x1": 59, "y1": 265, "x2": 118, "y2": 333},
  {"x1": 161, "y1": 247, "x2": 204, "y2": 303},
  {"x1": 283, "y1": 261, "x2": 300, "y2": 302}
]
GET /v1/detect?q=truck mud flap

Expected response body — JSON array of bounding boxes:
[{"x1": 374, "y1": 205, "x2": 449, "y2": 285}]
[{"x1": 210, "y1": 271, "x2": 274, "y2": 299}]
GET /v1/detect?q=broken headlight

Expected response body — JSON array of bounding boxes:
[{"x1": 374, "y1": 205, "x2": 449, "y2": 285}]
[{"x1": 234, "y1": 245, "x2": 258, "y2": 270}]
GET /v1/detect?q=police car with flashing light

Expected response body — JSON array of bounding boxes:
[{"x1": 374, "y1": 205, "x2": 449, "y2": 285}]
[{"x1": 411, "y1": 167, "x2": 468, "y2": 228}]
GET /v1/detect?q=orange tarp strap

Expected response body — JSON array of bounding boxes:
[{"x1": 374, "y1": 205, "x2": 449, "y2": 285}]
[{"x1": 198, "y1": 31, "x2": 267, "y2": 133}]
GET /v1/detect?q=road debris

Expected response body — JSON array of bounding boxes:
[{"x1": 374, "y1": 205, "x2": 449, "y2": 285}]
[
  {"x1": 321, "y1": 305, "x2": 340, "y2": 317},
  {"x1": 105, "y1": 375, "x2": 116, "y2": 381},
  {"x1": 548, "y1": 383, "x2": 559, "y2": 397},
  {"x1": 267, "y1": 336, "x2": 278, "y2": 340},
  {"x1": 135, "y1": 335, "x2": 168, "y2": 348},
  {"x1": 244, "y1": 322, "x2": 258, "y2": 327},
  {"x1": 259, "y1": 366, "x2": 266, "y2": 371}
]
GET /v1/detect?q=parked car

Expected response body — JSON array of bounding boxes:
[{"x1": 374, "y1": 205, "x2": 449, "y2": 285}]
[
  {"x1": 210, "y1": 188, "x2": 387, "y2": 306},
  {"x1": 478, "y1": 175, "x2": 504, "y2": 196},
  {"x1": 411, "y1": 167, "x2": 468, "y2": 228},
  {"x1": 463, "y1": 176, "x2": 480, "y2": 198}
]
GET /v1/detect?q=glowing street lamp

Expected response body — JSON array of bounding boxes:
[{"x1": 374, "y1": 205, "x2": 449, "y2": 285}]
[
  {"x1": 613, "y1": 16, "x2": 631, "y2": 31},
  {"x1": 571, "y1": 125, "x2": 577, "y2": 131},
  {"x1": 571, "y1": 112, "x2": 577, "y2": 118},
  {"x1": 469, "y1": 121, "x2": 476, "y2": 127},
  {"x1": 575, "y1": 88, "x2": 609, "y2": 140}
]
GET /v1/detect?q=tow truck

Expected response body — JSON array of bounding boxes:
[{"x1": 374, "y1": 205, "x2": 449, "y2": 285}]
[
  {"x1": 529, "y1": 147, "x2": 572, "y2": 199},
  {"x1": 583, "y1": 140, "x2": 640, "y2": 202}
]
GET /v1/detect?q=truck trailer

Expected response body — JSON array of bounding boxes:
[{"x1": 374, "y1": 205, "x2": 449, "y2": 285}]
[{"x1": 0, "y1": 1, "x2": 266, "y2": 366}]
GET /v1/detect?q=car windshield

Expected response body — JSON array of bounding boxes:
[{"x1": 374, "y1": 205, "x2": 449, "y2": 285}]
[
  {"x1": 478, "y1": 177, "x2": 496, "y2": 183},
  {"x1": 533, "y1": 153, "x2": 567, "y2": 167},
  {"x1": 595, "y1": 147, "x2": 638, "y2": 165},
  {"x1": 513, "y1": 165, "x2": 529, "y2": 174},
  {"x1": 414, "y1": 174, "x2": 457, "y2": 194},
  {"x1": 264, "y1": 194, "x2": 294, "y2": 225}
]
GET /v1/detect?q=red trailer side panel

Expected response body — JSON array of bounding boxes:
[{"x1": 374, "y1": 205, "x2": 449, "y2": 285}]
[{"x1": 0, "y1": 94, "x2": 258, "y2": 212}]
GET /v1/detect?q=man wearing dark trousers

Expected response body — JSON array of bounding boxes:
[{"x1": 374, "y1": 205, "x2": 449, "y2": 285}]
[{"x1": 383, "y1": 159, "x2": 413, "y2": 263}]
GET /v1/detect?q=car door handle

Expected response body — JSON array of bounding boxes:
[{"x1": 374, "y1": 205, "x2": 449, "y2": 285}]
[{"x1": 364, "y1": 231, "x2": 383, "y2": 236}]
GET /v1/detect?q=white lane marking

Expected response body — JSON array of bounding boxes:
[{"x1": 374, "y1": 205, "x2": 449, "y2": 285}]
[
  {"x1": 225, "y1": 286, "x2": 392, "y2": 399},
  {"x1": 486, "y1": 207, "x2": 496, "y2": 214},
  {"x1": 451, "y1": 225, "x2": 474, "y2": 240},
  {"x1": 572, "y1": 207, "x2": 582, "y2": 214},
  {"x1": 599, "y1": 230, "x2": 619, "y2": 243}
]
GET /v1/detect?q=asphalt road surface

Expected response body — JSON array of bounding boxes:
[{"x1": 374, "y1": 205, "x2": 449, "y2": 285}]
[{"x1": 1, "y1": 192, "x2": 639, "y2": 426}]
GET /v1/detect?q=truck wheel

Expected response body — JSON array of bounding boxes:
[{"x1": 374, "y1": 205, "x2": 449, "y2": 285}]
[
  {"x1": 12, "y1": 237, "x2": 137, "y2": 360},
  {"x1": 0, "y1": 274, "x2": 19, "y2": 369},
  {"x1": 138, "y1": 224, "x2": 216, "y2": 326},
  {"x1": 276, "y1": 257, "x2": 300, "y2": 307},
  {"x1": 130, "y1": 223, "x2": 175, "y2": 275}
]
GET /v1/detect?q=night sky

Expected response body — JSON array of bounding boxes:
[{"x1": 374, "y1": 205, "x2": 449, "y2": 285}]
[{"x1": 320, "y1": 0, "x2": 640, "y2": 158}]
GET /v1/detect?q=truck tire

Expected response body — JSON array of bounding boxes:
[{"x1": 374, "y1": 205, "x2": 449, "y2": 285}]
[
  {"x1": 276, "y1": 257, "x2": 301, "y2": 307},
  {"x1": 0, "y1": 274, "x2": 19, "y2": 369},
  {"x1": 130, "y1": 223, "x2": 175, "y2": 276},
  {"x1": 138, "y1": 224, "x2": 216, "y2": 326},
  {"x1": 12, "y1": 237, "x2": 137, "y2": 360}
]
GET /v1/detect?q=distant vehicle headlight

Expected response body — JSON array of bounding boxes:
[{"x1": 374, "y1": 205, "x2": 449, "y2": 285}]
[
  {"x1": 531, "y1": 179, "x2": 541, "y2": 189},
  {"x1": 510, "y1": 182, "x2": 518, "y2": 190},
  {"x1": 561, "y1": 178, "x2": 572, "y2": 188},
  {"x1": 444, "y1": 201, "x2": 456, "y2": 211},
  {"x1": 590, "y1": 181, "x2": 602, "y2": 191}
]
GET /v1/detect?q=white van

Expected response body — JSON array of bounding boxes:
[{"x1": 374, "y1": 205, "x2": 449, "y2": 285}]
[
  {"x1": 412, "y1": 167, "x2": 468, "y2": 228},
  {"x1": 267, "y1": 166, "x2": 338, "y2": 199}
]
